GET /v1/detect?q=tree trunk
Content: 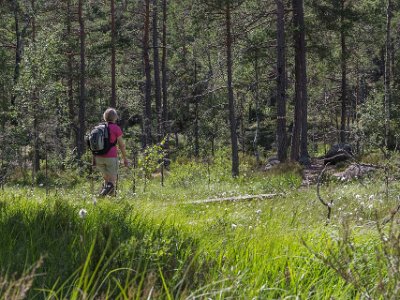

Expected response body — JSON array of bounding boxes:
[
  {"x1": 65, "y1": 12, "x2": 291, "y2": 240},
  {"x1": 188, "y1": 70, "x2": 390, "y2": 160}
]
[
  {"x1": 193, "y1": 61, "x2": 200, "y2": 157},
  {"x1": 33, "y1": 117, "x2": 40, "y2": 172},
  {"x1": 239, "y1": 93, "x2": 245, "y2": 153},
  {"x1": 12, "y1": 0, "x2": 22, "y2": 107},
  {"x1": 290, "y1": 0, "x2": 301, "y2": 161},
  {"x1": 291, "y1": 0, "x2": 309, "y2": 164},
  {"x1": 194, "y1": 100, "x2": 200, "y2": 157},
  {"x1": 339, "y1": 0, "x2": 347, "y2": 144},
  {"x1": 55, "y1": 98, "x2": 65, "y2": 169},
  {"x1": 161, "y1": 0, "x2": 169, "y2": 146},
  {"x1": 77, "y1": 0, "x2": 86, "y2": 159},
  {"x1": 276, "y1": 0, "x2": 287, "y2": 162},
  {"x1": 153, "y1": 0, "x2": 162, "y2": 141},
  {"x1": 298, "y1": 0, "x2": 309, "y2": 164},
  {"x1": 225, "y1": 4, "x2": 239, "y2": 177},
  {"x1": 110, "y1": 0, "x2": 117, "y2": 107},
  {"x1": 253, "y1": 56, "x2": 260, "y2": 164},
  {"x1": 143, "y1": 0, "x2": 152, "y2": 148},
  {"x1": 384, "y1": 0, "x2": 392, "y2": 148},
  {"x1": 32, "y1": 0, "x2": 40, "y2": 173},
  {"x1": 66, "y1": 0, "x2": 77, "y2": 146}
]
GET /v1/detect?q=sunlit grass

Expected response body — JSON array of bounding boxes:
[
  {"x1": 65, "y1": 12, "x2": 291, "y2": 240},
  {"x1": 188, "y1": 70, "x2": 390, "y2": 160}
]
[{"x1": 1, "y1": 153, "x2": 400, "y2": 298}]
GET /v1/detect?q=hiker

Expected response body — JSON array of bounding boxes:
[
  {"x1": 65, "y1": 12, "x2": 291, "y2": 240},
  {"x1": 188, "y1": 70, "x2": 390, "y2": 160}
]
[{"x1": 94, "y1": 108, "x2": 129, "y2": 196}]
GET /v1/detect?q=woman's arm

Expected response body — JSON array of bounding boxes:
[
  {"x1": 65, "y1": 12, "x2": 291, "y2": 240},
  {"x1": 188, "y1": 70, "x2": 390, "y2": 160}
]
[{"x1": 117, "y1": 136, "x2": 129, "y2": 167}]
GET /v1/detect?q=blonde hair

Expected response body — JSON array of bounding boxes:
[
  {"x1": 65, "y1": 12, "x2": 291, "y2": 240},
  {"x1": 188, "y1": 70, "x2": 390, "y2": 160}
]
[{"x1": 103, "y1": 108, "x2": 118, "y2": 122}]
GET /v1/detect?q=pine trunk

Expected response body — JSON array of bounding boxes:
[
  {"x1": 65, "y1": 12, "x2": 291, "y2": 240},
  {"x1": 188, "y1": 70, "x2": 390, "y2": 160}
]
[
  {"x1": 161, "y1": 0, "x2": 169, "y2": 145},
  {"x1": 253, "y1": 57, "x2": 260, "y2": 164},
  {"x1": 290, "y1": 0, "x2": 301, "y2": 161},
  {"x1": 225, "y1": 4, "x2": 239, "y2": 177},
  {"x1": 12, "y1": 0, "x2": 22, "y2": 107},
  {"x1": 32, "y1": 0, "x2": 40, "y2": 173},
  {"x1": 298, "y1": 0, "x2": 309, "y2": 164},
  {"x1": 339, "y1": 0, "x2": 347, "y2": 144},
  {"x1": 194, "y1": 61, "x2": 200, "y2": 157},
  {"x1": 291, "y1": 0, "x2": 309, "y2": 164},
  {"x1": 66, "y1": 0, "x2": 77, "y2": 145},
  {"x1": 276, "y1": 0, "x2": 287, "y2": 162},
  {"x1": 384, "y1": 0, "x2": 392, "y2": 148},
  {"x1": 143, "y1": 0, "x2": 152, "y2": 148},
  {"x1": 111, "y1": 0, "x2": 117, "y2": 107},
  {"x1": 153, "y1": 0, "x2": 162, "y2": 141},
  {"x1": 77, "y1": 0, "x2": 86, "y2": 159}
]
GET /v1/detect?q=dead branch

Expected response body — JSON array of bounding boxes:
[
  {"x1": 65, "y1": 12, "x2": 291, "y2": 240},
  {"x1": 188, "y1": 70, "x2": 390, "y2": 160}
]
[
  {"x1": 317, "y1": 162, "x2": 333, "y2": 222},
  {"x1": 382, "y1": 197, "x2": 400, "y2": 226}
]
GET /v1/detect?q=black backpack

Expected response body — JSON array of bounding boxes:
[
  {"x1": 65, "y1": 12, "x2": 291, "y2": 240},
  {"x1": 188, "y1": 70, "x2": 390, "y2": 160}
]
[{"x1": 86, "y1": 123, "x2": 117, "y2": 155}]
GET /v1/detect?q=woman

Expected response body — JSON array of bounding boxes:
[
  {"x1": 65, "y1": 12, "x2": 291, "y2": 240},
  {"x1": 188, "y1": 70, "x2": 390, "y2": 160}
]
[{"x1": 95, "y1": 108, "x2": 129, "y2": 196}]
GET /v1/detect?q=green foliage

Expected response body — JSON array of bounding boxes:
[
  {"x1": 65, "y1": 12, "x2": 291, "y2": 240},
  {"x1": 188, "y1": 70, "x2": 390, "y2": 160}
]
[
  {"x1": 138, "y1": 142, "x2": 166, "y2": 179},
  {"x1": 357, "y1": 91, "x2": 385, "y2": 148}
]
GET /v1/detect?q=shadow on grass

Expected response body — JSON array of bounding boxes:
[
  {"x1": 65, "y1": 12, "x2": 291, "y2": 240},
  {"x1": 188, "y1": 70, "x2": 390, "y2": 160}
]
[{"x1": 0, "y1": 198, "x2": 212, "y2": 299}]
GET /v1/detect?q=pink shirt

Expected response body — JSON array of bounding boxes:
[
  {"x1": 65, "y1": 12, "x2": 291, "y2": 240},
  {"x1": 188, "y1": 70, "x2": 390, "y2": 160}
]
[{"x1": 98, "y1": 122, "x2": 123, "y2": 158}]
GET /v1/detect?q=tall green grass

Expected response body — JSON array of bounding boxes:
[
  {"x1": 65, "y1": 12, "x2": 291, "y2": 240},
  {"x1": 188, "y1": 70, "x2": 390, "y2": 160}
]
[
  {"x1": 0, "y1": 191, "x2": 212, "y2": 299},
  {"x1": 1, "y1": 152, "x2": 400, "y2": 298}
]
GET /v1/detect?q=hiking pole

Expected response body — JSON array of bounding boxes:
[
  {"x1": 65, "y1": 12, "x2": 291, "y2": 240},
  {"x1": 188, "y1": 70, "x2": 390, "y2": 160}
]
[
  {"x1": 114, "y1": 157, "x2": 119, "y2": 197},
  {"x1": 90, "y1": 155, "x2": 95, "y2": 195},
  {"x1": 115, "y1": 173, "x2": 118, "y2": 197}
]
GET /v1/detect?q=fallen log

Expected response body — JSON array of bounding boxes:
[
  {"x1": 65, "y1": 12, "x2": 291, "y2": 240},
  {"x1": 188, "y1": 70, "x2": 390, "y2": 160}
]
[{"x1": 186, "y1": 193, "x2": 282, "y2": 205}]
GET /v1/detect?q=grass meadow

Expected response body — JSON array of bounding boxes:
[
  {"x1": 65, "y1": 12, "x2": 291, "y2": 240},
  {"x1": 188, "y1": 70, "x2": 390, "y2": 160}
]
[{"x1": 1, "y1": 151, "x2": 400, "y2": 299}]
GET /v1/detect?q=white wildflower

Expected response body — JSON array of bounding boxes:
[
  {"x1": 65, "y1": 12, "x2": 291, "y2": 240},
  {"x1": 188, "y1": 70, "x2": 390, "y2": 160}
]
[
  {"x1": 369, "y1": 195, "x2": 375, "y2": 201},
  {"x1": 355, "y1": 194, "x2": 361, "y2": 200},
  {"x1": 39, "y1": 183, "x2": 44, "y2": 187},
  {"x1": 79, "y1": 209, "x2": 87, "y2": 219},
  {"x1": 256, "y1": 209, "x2": 262, "y2": 214},
  {"x1": 231, "y1": 223, "x2": 237, "y2": 229}
]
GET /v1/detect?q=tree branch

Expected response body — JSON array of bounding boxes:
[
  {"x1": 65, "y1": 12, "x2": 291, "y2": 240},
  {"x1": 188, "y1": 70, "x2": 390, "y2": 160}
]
[{"x1": 317, "y1": 162, "x2": 333, "y2": 223}]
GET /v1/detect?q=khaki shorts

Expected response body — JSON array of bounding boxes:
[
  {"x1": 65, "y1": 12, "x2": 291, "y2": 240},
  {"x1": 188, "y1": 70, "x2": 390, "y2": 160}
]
[{"x1": 95, "y1": 157, "x2": 119, "y2": 178}]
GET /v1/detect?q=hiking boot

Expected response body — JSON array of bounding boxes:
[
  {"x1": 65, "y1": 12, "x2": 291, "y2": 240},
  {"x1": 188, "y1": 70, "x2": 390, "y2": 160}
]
[{"x1": 99, "y1": 182, "x2": 114, "y2": 196}]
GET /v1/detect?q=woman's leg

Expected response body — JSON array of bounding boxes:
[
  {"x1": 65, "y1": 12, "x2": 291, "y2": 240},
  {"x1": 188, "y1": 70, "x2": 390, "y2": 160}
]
[{"x1": 99, "y1": 158, "x2": 118, "y2": 196}]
